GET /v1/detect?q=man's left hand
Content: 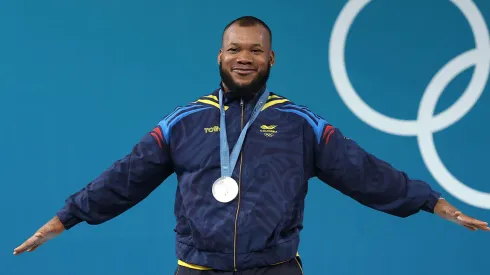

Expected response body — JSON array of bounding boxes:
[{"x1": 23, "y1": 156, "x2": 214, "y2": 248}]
[{"x1": 434, "y1": 198, "x2": 490, "y2": 231}]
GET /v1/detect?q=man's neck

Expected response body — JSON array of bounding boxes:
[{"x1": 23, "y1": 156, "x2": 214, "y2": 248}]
[{"x1": 220, "y1": 82, "x2": 265, "y2": 96}]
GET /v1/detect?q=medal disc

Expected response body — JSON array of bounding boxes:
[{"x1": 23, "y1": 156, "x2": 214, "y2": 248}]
[{"x1": 212, "y1": 176, "x2": 239, "y2": 203}]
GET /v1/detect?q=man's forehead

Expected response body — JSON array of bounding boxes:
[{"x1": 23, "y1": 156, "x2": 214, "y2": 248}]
[{"x1": 222, "y1": 25, "x2": 270, "y2": 47}]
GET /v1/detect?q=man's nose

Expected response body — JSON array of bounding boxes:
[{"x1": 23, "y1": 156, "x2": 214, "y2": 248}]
[{"x1": 236, "y1": 51, "x2": 253, "y2": 64}]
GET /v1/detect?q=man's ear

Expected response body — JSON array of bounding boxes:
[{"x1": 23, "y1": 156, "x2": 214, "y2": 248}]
[
  {"x1": 218, "y1": 49, "x2": 222, "y2": 65},
  {"x1": 270, "y1": 50, "x2": 275, "y2": 67}
]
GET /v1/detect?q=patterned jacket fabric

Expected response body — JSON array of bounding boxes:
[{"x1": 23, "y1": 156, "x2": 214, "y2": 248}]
[{"x1": 56, "y1": 86, "x2": 441, "y2": 271}]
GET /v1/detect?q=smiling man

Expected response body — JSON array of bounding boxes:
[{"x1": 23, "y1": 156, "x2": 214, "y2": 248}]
[
  {"x1": 13, "y1": 16, "x2": 489, "y2": 275},
  {"x1": 219, "y1": 18, "x2": 274, "y2": 98}
]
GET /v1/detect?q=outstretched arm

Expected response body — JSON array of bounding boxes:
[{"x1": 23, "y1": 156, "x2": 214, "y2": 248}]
[
  {"x1": 56, "y1": 126, "x2": 174, "y2": 229},
  {"x1": 13, "y1": 126, "x2": 174, "y2": 255},
  {"x1": 313, "y1": 123, "x2": 488, "y2": 230}
]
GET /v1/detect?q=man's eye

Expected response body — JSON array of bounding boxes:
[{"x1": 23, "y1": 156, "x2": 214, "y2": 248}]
[
  {"x1": 228, "y1": 48, "x2": 238, "y2": 52},
  {"x1": 252, "y1": 49, "x2": 263, "y2": 53}
]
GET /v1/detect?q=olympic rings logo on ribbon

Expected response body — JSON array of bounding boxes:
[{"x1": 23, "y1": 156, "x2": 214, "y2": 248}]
[{"x1": 329, "y1": 0, "x2": 490, "y2": 209}]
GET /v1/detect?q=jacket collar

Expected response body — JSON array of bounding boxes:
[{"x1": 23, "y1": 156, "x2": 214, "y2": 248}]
[{"x1": 213, "y1": 83, "x2": 267, "y2": 106}]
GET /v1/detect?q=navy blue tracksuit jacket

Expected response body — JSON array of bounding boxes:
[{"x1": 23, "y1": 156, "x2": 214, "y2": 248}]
[{"x1": 56, "y1": 86, "x2": 441, "y2": 271}]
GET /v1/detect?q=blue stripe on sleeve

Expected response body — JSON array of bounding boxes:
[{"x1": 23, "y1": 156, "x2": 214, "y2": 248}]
[
  {"x1": 277, "y1": 104, "x2": 328, "y2": 143},
  {"x1": 158, "y1": 105, "x2": 211, "y2": 142}
]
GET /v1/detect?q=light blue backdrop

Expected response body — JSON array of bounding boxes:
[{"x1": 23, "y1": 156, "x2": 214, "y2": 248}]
[{"x1": 2, "y1": 0, "x2": 489, "y2": 274}]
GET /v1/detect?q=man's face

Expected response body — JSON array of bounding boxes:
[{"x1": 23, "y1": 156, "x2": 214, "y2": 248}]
[{"x1": 218, "y1": 24, "x2": 275, "y2": 95}]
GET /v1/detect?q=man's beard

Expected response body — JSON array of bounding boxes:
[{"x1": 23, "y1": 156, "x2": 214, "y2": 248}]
[{"x1": 219, "y1": 62, "x2": 270, "y2": 98}]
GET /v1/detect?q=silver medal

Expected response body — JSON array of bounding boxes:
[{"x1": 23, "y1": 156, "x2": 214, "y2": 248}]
[
  {"x1": 214, "y1": 88, "x2": 269, "y2": 203},
  {"x1": 212, "y1": 176, "x2": 239, "y2": 203}
]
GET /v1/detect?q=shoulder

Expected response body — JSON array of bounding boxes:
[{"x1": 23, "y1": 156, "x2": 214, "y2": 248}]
[
  {"x1": 269, "y1": 92, "x2": 331, "y2": 143},
  {"x1": 269, "y1": 92, "x2": 327, "y2": 125},
  {"x1": 261, "y1": 91, "x2": 290, "y2": 111},
  {"x1": 191, "y1": 91, "x2": 224, "y2": 110},
  {"x1": 157, "y1": 90, "x2": 218, "y2": 141}
]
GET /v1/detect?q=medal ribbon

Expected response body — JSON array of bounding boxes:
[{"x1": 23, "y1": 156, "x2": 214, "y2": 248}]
[{"x1": 219, "y1": 88, "x2": 270, "y2": 178}]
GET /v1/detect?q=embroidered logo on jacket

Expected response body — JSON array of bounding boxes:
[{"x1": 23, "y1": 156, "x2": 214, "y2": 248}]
[
  {"x1": 204, "y1": 126, "x2": 220, "y2": 133},
  {"x1": 260, "y1": 125, "x2": 277, "y2": 137}
]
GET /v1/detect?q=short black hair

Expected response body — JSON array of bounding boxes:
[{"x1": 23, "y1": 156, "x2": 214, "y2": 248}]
[{"x1": 223, "y1": 16, "x2": 272, "y2": 45}]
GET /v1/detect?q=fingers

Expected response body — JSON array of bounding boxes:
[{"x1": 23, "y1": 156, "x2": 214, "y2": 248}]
[
  {"x1": 13, "y1": 233, "x2": 45, "y2": 255},
  {"x1": 435, "y1": 201, "x2": 489, "y2": 231},
  {"x1": 14, "y1": 240, "x2": 32, "y2": 255},
  {"x1": 13, "y1": 242, "x2": 32, "y2": 255},
  {"x1": 456, "y1": 213, "x2": 490, "y2": 231},
  {"x1": 27, "y1": 244, "x2": 40, "y2": 252},
  {"x1": 476, "y1": 225, "x2": 490, "y2": 231},
  {"x1": 464, "y1": 225, "x2": 477, "y2": 231},
  {"x1": 13, "y1": 216, "x2": 65, "y2": 255},
  {"x1": 469, "y1": 220, "x2": 490, "y2": 231}
]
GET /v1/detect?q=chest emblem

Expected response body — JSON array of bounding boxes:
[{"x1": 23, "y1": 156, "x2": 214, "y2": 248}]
[{"x1": 260, "y1": 125, "x2": 278, "y2": 137}]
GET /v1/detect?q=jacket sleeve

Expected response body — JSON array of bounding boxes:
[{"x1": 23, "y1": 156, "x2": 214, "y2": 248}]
[
  {"x1": 56, "y1": 125, "x2": 174, "y2": 229},
  {"x1": 312, "y1": 123, "x2": 441, "y2": 218}
]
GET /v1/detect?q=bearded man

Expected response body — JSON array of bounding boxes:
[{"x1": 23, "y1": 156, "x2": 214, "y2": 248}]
[{"x1": 13, "y1": 16, "x2": 489, "y2": 275}]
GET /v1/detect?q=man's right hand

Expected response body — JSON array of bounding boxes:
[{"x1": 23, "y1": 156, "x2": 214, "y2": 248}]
[{"x1": 13, "y1": 215, "x2": 65, "y2": 255}]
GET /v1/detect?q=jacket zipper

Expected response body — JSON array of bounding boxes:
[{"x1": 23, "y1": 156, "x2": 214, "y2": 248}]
[{"x1": 233, "y1": 98, "x2": 245, "y2": 271}]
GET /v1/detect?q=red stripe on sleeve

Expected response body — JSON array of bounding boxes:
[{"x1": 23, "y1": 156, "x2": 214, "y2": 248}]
[
  {"x1": 325, "y1": 129, "x2": 335, "y2": 144},
  {"x1": 153, "y1": 127, "x2": 163, "y2": 142},
  {"x1": 150, "y1": 132, "x2": 163, "y2": 148},
  {"x1": 322, "y1": 125, "x2": 333, "y2": 139}
]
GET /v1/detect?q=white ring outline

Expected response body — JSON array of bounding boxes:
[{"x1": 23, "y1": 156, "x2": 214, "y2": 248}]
[{"x1": 329, "y1": 0, "x2": 490, "y2": 209}]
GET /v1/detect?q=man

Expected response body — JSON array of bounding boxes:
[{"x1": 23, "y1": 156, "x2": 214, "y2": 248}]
[{"x1": 13, "y1": 16, "x2": 489, "y2": 275}]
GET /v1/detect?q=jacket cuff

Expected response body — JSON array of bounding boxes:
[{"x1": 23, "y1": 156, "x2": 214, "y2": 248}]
[
  {"x1": 56, "y1": 204, "x2": 83, "y2": 230},
  {"x1": 420, "y1": 189, "x2": 442, "y2": 213}
]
